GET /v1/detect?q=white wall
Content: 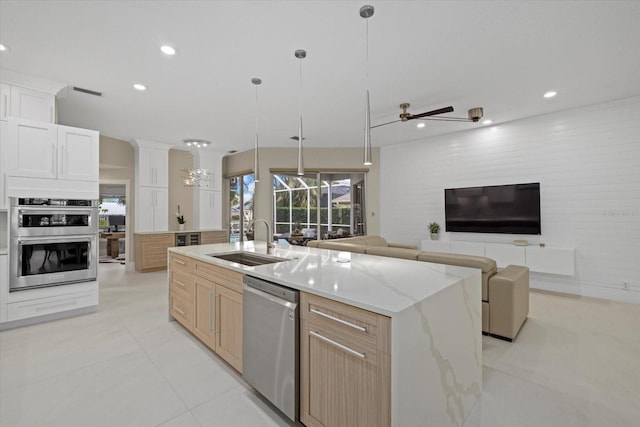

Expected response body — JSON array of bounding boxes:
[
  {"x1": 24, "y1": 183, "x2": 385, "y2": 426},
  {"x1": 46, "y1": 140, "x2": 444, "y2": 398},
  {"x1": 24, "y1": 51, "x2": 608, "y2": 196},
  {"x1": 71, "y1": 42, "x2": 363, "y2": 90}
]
[{"x1": 380, "y1": 96, "x2": 640, "y2": 303}]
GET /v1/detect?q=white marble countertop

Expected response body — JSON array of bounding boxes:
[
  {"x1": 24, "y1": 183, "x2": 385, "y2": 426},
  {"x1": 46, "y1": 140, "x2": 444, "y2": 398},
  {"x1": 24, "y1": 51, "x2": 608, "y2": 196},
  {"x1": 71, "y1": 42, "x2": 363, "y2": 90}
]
[{"x1": 169, "y1": 241, "x2": 479, "y2": 317}]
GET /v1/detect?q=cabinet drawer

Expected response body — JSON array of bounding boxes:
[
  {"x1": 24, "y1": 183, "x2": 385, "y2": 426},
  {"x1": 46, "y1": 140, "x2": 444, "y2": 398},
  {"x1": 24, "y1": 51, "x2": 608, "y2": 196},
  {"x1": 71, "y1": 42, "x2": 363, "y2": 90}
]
[
  {"x1": 194, "y1": 261, "x2": 243, "y2": 293},
  {"x1": 170, "y1": 253, "x2": 194, "y2": 273},
  {"x1": 201, "y1": 231, "x2": 227, "y2": 244},
  {"x1": 7, "y1": 291, "x2": 98, "y2": 321},
  {"x1": 302, "y1": 293, "x2": 390, "y2": 355},
  {"x1": 170, "y1": 270, "x2": 195, "y2": 302},
  {"x1": 170, "y1": 292, "x2": 194, "y2": 329},
  {"x1": 141, "y1": 254, "x2": 168, "y2": 270}
]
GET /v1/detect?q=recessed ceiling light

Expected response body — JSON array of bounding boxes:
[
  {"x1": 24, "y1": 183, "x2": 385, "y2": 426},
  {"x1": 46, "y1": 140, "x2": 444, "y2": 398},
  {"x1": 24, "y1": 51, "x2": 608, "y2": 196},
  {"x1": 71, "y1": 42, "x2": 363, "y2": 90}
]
[
  {"x1": 133, "y1": 83, "x2": 146, "y2": 91},
  {"x1": 0, "y1": 44, "x2": 7, "y2": 51},
  {"x1": 160, "y1": 45, "x2": 176, "y2": 55},
  {"x1": 544, "y1": 91, "x2": 557, "y2": 98},
  {"x1": 416, "y1": 123, "x2": 426, "y2": 128},
  {"x1": 482, "y1": 119, "x2": 492, "y2": 125}
]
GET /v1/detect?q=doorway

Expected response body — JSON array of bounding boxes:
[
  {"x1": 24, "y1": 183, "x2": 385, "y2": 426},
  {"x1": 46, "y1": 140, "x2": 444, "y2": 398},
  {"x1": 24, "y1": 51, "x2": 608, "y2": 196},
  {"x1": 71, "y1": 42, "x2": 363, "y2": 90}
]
[{"x1": 98, "y1": 181, "x2": 130, "y2": 267}]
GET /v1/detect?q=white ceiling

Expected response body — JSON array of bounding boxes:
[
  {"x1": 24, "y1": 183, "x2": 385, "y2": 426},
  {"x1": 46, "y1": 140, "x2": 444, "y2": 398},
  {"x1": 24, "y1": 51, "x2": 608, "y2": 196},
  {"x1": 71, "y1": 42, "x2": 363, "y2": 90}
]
[{"x1": 1, "y1": 1, "x2": 639, "y2": 154}]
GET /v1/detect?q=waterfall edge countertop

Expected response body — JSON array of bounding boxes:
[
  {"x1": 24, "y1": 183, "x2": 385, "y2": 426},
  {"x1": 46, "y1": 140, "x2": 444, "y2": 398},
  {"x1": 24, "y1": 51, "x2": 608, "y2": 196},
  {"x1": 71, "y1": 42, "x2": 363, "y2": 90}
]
[{"x1": 168, "y1": 241, "x2": 478, "y2": 317}]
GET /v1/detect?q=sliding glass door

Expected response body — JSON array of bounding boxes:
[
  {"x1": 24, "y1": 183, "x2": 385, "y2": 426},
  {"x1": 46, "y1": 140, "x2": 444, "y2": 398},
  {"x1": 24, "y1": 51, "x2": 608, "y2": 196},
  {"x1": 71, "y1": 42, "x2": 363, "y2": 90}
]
[
  {"x1": 272, "y1": 172, "x2": 366, "y2": 242},
  {"x1": 228, "y1": 174, "x2": 255, "y2": 243}
]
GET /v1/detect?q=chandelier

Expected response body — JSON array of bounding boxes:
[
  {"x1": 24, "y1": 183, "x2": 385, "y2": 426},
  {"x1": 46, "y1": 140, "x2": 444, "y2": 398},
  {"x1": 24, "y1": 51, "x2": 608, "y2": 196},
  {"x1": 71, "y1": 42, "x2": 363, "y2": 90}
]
[{"x1": 181, "y1": 168, "x2": 210, "y2": 187}]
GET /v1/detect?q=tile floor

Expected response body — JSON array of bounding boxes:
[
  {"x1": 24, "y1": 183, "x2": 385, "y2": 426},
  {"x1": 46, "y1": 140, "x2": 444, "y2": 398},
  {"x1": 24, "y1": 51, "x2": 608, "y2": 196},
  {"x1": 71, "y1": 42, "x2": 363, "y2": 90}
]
[{"x1": 1, "y1": 263, "x2": 639, "y2": 426}]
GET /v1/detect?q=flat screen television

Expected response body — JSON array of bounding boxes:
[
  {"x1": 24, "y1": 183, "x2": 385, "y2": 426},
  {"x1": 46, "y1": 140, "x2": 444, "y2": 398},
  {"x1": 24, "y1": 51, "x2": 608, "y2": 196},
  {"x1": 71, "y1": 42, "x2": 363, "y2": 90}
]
[{"x1": 445, "y1": 183, "x2": 541, "y2": 234}]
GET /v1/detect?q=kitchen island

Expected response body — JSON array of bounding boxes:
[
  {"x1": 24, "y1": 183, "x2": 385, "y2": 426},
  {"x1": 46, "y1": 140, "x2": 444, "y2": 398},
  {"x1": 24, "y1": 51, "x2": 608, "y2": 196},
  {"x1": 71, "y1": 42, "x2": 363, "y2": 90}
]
[{"x1": 168, "y1": 241, "x2": 482, "y2": 427}]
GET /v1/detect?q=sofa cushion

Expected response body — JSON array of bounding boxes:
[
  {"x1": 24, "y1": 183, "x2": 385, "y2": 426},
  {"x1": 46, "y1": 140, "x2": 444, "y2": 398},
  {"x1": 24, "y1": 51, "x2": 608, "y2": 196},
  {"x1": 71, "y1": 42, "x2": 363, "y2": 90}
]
[
  {"x1": 315, "y1": 241, "x2": 368, "y2": 253},
  {"x1": 365, "y1": 247, "x2": 421, "y2": 260},
  {"x1": 417, "y1": 252, "x2": 497, "y2": 301},
  {"x1": 488, "y1": 265, "x2": 529, "y2": 340},
  {"x1": 417, "y1": 251, "x2": 497, "y2": 273},
  {"x1": 361, "y1": 236, "x2": 389, "y2": 246}
]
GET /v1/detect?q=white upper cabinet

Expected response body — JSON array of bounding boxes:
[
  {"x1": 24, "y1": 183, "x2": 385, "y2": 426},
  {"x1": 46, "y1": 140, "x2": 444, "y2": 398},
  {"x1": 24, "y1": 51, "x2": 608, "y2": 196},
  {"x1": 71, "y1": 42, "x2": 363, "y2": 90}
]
[
  {"x1": 0, "y1": 83, "x2": 10, "y2": 121},
  {"x1": 9, "y1": 85, "x2": 55, "y2": 123},
  {"x1": 57, "y1": 125, "x2": 99, "y2": 181},
  {"x1": 7, "y1": 118, "x2": 98, "y2": 182},
  {"x1": 138, "y1": 148, "x2": 168, "y2": 188},
  {"x1": 7, "y1": 118, "x2": 57, "y2": 179}
]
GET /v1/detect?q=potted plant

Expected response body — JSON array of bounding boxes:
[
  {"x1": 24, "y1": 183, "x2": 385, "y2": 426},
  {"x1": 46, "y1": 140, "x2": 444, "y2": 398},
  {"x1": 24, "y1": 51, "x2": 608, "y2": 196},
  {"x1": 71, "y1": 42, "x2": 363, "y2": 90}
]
[
  {"x1": 176, "y1": 205, "x2": 186, "y2": 231},
  {"x1": 429, "y1": 222, "x2": 440, "y2": 240}
]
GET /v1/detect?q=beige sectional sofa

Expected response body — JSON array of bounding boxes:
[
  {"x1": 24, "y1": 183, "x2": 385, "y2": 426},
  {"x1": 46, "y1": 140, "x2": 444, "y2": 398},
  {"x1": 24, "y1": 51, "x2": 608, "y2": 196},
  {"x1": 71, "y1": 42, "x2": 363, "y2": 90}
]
[{"x1": 307, "y1": 235, "x2": 529, "y2": 341}]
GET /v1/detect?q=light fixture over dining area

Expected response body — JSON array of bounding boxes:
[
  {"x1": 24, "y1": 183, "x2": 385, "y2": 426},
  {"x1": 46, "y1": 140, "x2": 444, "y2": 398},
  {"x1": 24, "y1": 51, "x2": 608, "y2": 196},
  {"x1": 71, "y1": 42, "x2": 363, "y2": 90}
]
[{"x1": 182, "y1": 139, "x2": 211, "y2": 187}]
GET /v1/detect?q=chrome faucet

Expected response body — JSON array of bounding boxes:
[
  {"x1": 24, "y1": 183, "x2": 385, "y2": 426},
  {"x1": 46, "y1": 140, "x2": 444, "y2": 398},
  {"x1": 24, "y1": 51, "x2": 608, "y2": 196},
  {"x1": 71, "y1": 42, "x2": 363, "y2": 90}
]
[{"x1": 250, "y1": 218, "x2": 274, "y2": 254}]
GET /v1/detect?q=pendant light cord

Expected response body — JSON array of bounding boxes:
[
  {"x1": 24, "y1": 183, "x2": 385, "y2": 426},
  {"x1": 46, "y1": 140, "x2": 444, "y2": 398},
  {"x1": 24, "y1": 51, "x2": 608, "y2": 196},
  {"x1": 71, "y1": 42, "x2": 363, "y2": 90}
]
[
  {"x1": 299, "y1": 57, "x2": 303, "y2": 122},
  {"x1": 366, "y1": 16, "x2": 369, "y2": 82}
]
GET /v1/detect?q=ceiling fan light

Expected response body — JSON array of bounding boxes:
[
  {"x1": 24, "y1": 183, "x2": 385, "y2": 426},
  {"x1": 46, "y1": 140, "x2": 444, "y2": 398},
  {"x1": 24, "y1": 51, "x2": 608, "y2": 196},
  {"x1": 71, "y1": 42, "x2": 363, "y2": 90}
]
[{"x1": 468, "y1": 107, "x2": 484, "y2": 122}]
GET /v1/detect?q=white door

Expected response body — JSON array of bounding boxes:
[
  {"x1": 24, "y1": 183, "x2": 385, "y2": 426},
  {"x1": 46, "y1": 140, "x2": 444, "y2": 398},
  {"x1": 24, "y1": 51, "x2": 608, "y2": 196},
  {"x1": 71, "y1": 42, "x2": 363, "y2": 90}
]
[
  {"x1": 57, "y1": 125, "x2": 99, "y2": 181},
  {"x1": 10, "y1": 86, "x2": 55, "y2": 123},
  {"x1": 0, "y1": 83, "x2": 10, "y2": 121},
  {"x1": 7, "y1": 118, "x2": 57, "y2": 179},
  {"x1": 153, "y1": 188, "x2": 169, "y2": 231}
]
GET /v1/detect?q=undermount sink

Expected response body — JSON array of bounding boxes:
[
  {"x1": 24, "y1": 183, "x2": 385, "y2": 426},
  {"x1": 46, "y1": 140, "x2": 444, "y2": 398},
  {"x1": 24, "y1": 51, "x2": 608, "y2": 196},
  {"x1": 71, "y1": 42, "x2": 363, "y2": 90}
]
[{"x1": 208, "y1": 251, "x2": 290, "y2": 267}]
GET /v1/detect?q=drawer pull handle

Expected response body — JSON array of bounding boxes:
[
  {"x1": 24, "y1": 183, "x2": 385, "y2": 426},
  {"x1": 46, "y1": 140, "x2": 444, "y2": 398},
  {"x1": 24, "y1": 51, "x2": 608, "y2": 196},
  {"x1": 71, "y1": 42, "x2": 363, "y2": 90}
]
[
  {"x1": 310, "y1": 308, "x2": 366, "y2": 332},
  {"x1": 310, "y1": 331, "x2": 366, "y2": 359},
  {"x1": 174, "y1": 259, "x2": 187, "y2": 265},
  {"x1": 172, "y1": 305, "x2": 186, "y2": 316},
  {"x1": 174, "y1": 280, "x2": 186, "y2": 288}
]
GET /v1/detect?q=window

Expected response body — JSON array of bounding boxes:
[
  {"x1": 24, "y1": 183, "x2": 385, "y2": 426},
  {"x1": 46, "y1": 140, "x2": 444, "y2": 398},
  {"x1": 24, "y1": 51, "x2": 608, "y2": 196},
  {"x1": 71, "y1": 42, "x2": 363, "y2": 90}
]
[
  {"x1": 228, "y1": 174, "x2": 255, "y2": 243},
  {"x1": 272, "y1": 172, "x2": 366, "y2": 241}
]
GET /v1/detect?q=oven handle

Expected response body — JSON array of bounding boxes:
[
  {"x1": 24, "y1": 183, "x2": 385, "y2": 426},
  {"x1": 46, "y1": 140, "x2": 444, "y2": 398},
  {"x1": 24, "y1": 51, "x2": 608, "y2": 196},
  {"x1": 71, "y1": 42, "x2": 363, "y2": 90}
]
[
  {"x1": 16, "y1": 235, "x2": 95, "y2": 244},
  {"x1": 17, "y1": 206, "x2": 97, "y2": 215}
]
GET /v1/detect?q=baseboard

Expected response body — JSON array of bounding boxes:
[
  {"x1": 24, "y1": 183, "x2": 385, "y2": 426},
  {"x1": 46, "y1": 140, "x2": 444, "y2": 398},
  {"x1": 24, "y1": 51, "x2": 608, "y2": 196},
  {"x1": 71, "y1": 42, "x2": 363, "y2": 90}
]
[{"x1": 530, "y1": 275, "x2": 640, "y2": 304}]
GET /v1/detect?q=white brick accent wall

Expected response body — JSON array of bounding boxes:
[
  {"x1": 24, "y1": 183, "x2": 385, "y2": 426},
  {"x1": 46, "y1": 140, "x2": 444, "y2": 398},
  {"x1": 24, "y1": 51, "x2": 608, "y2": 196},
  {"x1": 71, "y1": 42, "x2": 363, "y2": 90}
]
[{"x1": 380, "y1": 96, "x2": 640, "y2": 302}]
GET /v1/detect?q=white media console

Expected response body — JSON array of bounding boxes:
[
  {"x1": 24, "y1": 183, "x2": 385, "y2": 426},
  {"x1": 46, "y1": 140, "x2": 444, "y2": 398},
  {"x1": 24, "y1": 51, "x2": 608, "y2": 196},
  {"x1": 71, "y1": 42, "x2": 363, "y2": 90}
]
[{"x1": 420, "y1": 240, "x2": 575, "y2": 276}]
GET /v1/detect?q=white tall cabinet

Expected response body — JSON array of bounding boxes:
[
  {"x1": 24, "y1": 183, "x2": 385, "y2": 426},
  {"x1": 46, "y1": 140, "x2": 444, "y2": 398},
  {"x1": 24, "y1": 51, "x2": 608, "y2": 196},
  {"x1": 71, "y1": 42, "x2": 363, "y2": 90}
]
[
  {"x1": 132, "y1": 140, "x2": 172, "y2": 233},
  {"x1": 193, "y1": 150, "x2": 223, "y2": 229}
]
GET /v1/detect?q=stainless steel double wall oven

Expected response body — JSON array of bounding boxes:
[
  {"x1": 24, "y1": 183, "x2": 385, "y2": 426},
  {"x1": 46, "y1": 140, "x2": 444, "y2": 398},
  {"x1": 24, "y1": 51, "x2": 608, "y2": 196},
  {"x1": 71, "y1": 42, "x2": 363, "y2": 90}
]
[{"x1": 10, "y1": 198, "x2": 98, "y2": 291}]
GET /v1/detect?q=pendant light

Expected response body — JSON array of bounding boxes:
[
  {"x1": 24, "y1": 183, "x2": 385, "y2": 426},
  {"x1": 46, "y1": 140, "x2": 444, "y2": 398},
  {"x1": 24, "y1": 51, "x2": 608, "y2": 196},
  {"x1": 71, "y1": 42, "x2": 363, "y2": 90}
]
[
  {"x1": 252, "y1": 77, "x2": 262, "y2": 182},
  {"x1": 360, "y1": 5, "x2": 374, "y2": 166},
  {"x1": 295, "y1": 49, "x2": 306, "y2": 176}
]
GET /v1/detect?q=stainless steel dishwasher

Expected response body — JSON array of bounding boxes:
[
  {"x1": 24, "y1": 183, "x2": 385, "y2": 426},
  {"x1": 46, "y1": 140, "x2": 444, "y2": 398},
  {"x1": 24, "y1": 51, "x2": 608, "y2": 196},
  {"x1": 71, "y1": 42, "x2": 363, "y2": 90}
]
[{"x1": 243, "y1": 275, "x2": 299, "y2": 422}]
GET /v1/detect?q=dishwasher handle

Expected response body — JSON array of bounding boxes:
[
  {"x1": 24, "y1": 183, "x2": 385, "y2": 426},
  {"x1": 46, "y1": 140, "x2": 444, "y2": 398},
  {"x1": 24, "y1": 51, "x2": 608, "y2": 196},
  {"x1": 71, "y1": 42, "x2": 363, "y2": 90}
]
[{"x1": 243, "y1": 284, "x2": 299, "y2": 311}]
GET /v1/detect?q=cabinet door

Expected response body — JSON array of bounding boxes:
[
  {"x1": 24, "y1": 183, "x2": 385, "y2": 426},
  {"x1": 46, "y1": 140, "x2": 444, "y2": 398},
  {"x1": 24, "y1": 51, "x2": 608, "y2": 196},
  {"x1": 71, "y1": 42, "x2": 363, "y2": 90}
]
[
  {"x1": 0, "y1": 121, "x2": 7, "y2": 209},
  {"x1": 57, "y1": 125, "x2": 99, "y2": 181},
  {"x1": 215, "y1": 284, "x2": 243, "y2": 373},
  {"x1": 194, "y1": 277, "x2": 216, "y2": 349},
  {"x1": 136, "y1": 188, "x2": 155, "y2": 233},
  {"x1": 0, "y1": 83, "x2": 9, "y2": 121},
  {"x1": 10, "y1": 85, "x2": 55, "y2": 123},
  {"x1": 7, "y1": 118, "x2": 57, "y2": 178},
  {"x1": 153, "y1": 188, "x2": 168, "y2": 231},
  {"x1": 138, "y1": 148, "x2": 168, "y2": 187}
]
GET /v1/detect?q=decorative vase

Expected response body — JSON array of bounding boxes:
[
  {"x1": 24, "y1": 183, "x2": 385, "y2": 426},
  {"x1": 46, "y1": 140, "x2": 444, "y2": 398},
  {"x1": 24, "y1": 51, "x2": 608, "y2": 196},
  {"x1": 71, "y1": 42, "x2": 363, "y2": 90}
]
[
  {"x1": 430, "y1": 233, "x2": 439, "y2": 240},
  {"x1": 178, "y1": 224, "x2": 185, "y2": 231}
]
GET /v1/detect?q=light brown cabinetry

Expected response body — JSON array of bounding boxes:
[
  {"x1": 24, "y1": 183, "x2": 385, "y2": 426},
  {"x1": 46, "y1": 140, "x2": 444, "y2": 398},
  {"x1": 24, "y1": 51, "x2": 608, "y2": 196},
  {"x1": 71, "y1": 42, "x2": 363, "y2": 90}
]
[
  {"x1": 201, "y1": 230, "x2": 227, "y2": 245},
  {"x1": 168, "y1": 252, "x2": 243, "y2": 373},
  {"x1": 300, "y1": 292, "x2": 391, "y2": 427},
  {"x1": 134, "y1": 233, "x2": 173, "y2": 272}
]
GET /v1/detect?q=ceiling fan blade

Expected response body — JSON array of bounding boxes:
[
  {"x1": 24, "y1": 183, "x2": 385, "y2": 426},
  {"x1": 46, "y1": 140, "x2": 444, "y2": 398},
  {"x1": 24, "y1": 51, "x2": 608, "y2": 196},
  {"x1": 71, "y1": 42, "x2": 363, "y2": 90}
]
[
  {"x1": 370, "y1": 119, "x2": 401, "y2": 129},
  {"x1": 408, "y1": 106, "x2": 454, "y2": 120},
  {"x1": 416, "y1": 116, "x2": 471, "y2": 123}
]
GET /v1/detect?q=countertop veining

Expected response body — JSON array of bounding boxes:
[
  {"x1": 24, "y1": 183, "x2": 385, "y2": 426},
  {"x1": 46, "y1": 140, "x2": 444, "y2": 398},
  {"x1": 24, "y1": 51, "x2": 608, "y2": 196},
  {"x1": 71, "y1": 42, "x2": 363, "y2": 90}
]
[{"x1": 169, "y1": 241, "x2": 479, "y2": 317}]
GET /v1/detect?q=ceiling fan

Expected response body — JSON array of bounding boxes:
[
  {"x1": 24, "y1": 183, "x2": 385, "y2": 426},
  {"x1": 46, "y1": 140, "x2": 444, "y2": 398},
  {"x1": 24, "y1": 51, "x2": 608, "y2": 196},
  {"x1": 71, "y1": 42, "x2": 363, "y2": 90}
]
[{"x1": 371, "y1": 103, "x2": 484, "y2": 129}]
